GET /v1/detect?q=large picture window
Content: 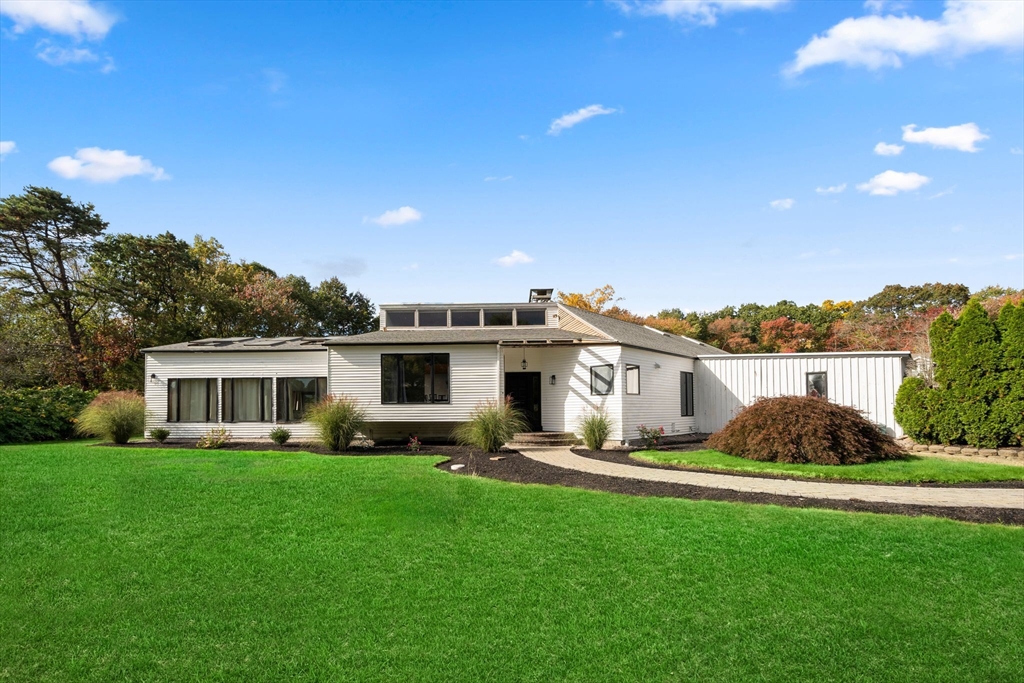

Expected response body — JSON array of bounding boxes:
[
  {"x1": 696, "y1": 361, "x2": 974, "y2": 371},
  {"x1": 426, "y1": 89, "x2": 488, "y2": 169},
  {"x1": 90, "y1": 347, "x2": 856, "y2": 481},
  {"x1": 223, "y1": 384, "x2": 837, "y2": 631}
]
[
  {"x1": 277, "y1": 377, "x2": 327, "y2": 422},
  {"x1": 590, "y1": 364, "x2": 614, "y2": 396},
  {"x1": 167, "y1": 378, "x2": 218, "y2": 422},
  {"x1": 224, "y1": 378, "x2": 273, "y2": 422},
  {"x1": 681, "y1": 371, "x2": 694, "y2": 417},
  {"x1": 381, "y1": 353, "x2": 450, "y2": 403},
  {"x1": 806, "y1": 372, "x2": 828, "y2": 399},
  {"x1": 625, "y1": 364, "x2": 640, "y2": 395}
]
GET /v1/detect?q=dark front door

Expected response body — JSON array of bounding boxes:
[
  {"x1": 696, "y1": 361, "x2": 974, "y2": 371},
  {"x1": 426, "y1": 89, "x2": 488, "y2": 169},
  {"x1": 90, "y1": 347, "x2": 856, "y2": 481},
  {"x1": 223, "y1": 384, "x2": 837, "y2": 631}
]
[{"x1": 505, "y1": 372, "x2": 542, "y2": 432}]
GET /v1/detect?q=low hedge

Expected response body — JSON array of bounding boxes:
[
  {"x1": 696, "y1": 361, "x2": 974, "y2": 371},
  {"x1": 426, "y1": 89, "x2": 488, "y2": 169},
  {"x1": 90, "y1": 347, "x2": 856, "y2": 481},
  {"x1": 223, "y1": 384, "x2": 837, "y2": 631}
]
[{"x1": 0, "y1": 386, "x2": 98, "y2": 444}]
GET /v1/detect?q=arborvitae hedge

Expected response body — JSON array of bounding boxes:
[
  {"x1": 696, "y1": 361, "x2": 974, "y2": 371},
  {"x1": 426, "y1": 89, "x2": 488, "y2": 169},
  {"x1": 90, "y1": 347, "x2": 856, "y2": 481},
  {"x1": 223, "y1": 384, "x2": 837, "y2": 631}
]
[
  {"x1": 0, "y1": 386, "x2": 98, "y2": 444},
  {"x1": 894, "y1": 301, "x2": 1024, "y2": 447}
]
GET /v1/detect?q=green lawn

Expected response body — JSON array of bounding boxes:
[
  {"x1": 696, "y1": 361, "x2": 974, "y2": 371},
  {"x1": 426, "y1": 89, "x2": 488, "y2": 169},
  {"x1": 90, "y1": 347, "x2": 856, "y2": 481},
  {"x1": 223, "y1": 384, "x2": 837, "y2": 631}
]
[
  {"x1": 2, "y1": 443, "x2": 1022, "y2": 682},
  {"x1": 633, "y1": 449, "x2": 1024, "y2": 483}
]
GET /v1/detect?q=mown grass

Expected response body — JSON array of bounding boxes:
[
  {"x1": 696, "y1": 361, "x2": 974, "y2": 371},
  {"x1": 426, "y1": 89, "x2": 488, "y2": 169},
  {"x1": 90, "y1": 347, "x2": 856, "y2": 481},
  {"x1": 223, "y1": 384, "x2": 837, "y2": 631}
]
[
  {"x1": 633, "y1": 449, "x2": 1024, "y2": 483},
  {"x1": 1, "y1": 442, "x2": 1022, "y2": 682}
]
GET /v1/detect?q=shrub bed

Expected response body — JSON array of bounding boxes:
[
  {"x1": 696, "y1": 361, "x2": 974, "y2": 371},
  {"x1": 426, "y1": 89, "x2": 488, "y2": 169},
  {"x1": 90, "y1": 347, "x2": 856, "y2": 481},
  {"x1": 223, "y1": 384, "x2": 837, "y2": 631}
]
[
  {"x1": 706, "y1": 396, "x2": 904, "y2": 465},
  {"x1": 0, "y1": 386, "x2": 97, "y2": 444}
]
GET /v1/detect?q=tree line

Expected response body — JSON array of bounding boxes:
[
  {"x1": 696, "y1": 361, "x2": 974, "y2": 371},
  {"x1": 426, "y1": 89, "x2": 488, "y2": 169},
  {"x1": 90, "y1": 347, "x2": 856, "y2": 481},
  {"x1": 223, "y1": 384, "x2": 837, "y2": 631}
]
[
  {"x1": 1, "y1": 187, "x2": 376, "y2": 391},
  {"x1": 557, "y1": 282, "x2": 1022, "y2": 357}
]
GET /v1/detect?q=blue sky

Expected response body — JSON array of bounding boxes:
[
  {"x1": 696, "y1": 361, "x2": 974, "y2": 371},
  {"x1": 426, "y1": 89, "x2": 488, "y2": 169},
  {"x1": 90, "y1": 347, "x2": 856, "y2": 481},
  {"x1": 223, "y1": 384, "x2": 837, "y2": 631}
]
[{"x1": 1, "y1": 0, "x2": 1022, "y2": 313}]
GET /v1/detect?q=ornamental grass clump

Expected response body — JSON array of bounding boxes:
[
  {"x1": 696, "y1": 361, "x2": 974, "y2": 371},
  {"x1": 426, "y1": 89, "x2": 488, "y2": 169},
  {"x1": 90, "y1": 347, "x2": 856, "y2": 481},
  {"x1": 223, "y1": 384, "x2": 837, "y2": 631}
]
[
  {"x1": 452, "y1": 396, "x2": 528, "y2": 453},
  {"x1": 577, "y1": 409, "x2": 612, "y2": 450},
  {"x1": 307, "y1": 394, "x2": 367, "y2": 451},
  {"x1": 75, "y1": 391, "x2": 146, "y2": 444},
  {"x1": 706, "y1": 395, "x2": 904, "y2": 465}
]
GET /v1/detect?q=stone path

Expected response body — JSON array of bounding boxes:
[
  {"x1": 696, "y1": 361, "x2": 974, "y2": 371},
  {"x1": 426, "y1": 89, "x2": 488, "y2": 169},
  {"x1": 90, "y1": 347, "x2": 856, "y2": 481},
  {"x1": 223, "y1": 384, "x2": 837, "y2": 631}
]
[{"x1": 518, "y1": 448, "x2": 1024, "y2": 510}]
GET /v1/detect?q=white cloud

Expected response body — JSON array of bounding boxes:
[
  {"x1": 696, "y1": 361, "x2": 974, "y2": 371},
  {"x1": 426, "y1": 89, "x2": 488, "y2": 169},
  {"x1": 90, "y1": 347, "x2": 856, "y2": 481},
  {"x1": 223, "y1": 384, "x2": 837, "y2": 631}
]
[
  {"x1": 815, "y1": 183, "x2": 847, "y2": 194},
  {"x1": 856, "y1": 170, "x2": 931, "y2": 195},
  {"x1": 484, "y1": 176, "x2": 513, "y2": 182},
  {"x1": 785, "y1": 1, "x2": 1024, "y2": 76},
  {"x1": 928, "y1": 186, "x2": 955, "y2": 199},
  {"x1": 901, "y1": 122, "x2": 988, "y2": 152},
  {"x1": 611, "y1": 30, "x2": 624, "y2": 39},
  {"x1": 769, "y1": 198, "x2": 795, "y2": 210},
  {"x1": 495, "y1": 249, "x2": 535, "y2": 267},
  {"x1": 35, "y1": 42, "x2": 98, "y2": 65},
  {"x1": 864, "y1": 0, "x2": 908, "y2": 13},
  {"x1": 612, "y1": 0, "x2": 787, "y2": 27},
  {"x1": 1011, "y1": 147, "x2": 1023, "y2": 155},
  {"x1": 874, "y1": 141, "x2": 904, "y2": 156},
  {"x1": 547, "y1": 104, "x2": 617, "y2": 135},
  {"x1": 47, "y1": 147, "x2": 168, "y2": 183},
  {"x1": 0, "y1": 141, "x2": 15, "y2": 158},
  {"x1": 0, "y1": 0, "x2": 116, "y2": 40},
  {"x1": 263, "y1": 68, "x2": 287, "y2": 93},
  {"x1": 368, "y1": 206, "x2": 422, "y2": 226}
]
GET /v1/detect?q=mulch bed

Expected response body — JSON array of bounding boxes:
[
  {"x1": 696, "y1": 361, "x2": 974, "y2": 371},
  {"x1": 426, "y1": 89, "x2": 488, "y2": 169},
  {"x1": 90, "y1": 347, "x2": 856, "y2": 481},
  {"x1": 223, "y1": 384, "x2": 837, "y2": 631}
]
[
  {"x1": 574, "y1": 447, "x2": 1024, "y2": 489},
  {"x1": 437, "y1": 451, "x2": 1024, "y2": 526}
]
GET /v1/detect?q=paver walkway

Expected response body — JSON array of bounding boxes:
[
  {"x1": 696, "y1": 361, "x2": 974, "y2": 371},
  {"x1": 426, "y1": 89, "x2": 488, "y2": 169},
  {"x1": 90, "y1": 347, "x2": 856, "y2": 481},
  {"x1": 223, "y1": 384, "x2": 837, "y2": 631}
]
[{"x1": 519, "y1": 448, "x2": 1024, "y2": 509}]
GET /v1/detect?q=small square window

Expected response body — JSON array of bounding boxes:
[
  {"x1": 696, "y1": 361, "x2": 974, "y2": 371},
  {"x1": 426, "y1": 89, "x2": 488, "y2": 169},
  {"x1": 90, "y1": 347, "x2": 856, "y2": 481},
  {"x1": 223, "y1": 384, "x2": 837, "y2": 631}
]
[
  {"x1": 591, "y1": 364, "x2": 614, "y2": 396},
  {"x1": 807, "y1": 372, "x2": 827, "y2": 399},
  {"x1": 625, "y1": 365, "x2": 640, "y2": 395}
]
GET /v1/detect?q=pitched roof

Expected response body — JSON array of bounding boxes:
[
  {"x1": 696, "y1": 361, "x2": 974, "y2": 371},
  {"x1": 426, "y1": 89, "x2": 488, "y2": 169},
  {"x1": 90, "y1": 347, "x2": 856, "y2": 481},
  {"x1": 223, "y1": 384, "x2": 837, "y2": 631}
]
[
  {"x1": 558, "y1": 305, "x2": 730, "y2": 358},
  {"x1": 142, "y1": 337, "x2": 328, "y2": 353},
  {"x1": 325, "y1": 328, "x2": 606, "y2": 345}
]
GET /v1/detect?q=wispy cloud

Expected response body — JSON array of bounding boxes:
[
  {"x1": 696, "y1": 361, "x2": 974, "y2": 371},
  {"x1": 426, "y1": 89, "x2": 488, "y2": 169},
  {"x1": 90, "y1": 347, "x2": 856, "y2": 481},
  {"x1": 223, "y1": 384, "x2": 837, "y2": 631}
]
[
  {"x1": 785, "y1": 1, "x2": 1024, "y2": 76},
  {"x1": 902, "y1": 122, "x2": 988, "y2": 152},
  {"x1": 769, "y1": 198, "x2": 795, "y2": 210},
  {"x1": 612, "y1": 0, "x2": 787, "y2": 27},
  {"x1": 484, "y1": 175, "x2": 513, "y2": 182},
  {"x1": 304, "y1": 257, "x2": 367, "y2": 277},
  {"x1": 1011, "y1": 147, "x2": 1023, "y2": 155},
  {"x1": 548, "y1": 104, "x2": 617, "y2": 135},
  {"x1": 928, "y1": 186, "x2": 955, "y2": 199},
  {"x1": 874, "y1": 141, "x2": 904, "y2": 156},
  {"x1": 0, "y1": 0, "x2": 117, "y2": 40},
  {"x1": 611, "y1": 30, "x2": 624, "y2": 39},
  {"x1": 1005, "y1": 253, "x2": 1022, "y2": 261},
  {"x1": 262, "y1": 68, "x2": 287, "y2": 94},
  {"x1": 367, "y1": 206, "x2": 422, "y2": 227},
  {"x1": 0, "y1": 141, "x2": 16, "y2": 159},
  {"x1": 815, "y1": 183, "x2": 847, "y2": 194},
  {"x1": 495, "y1": 250, "x2": 534, "y2": 267},
  {"x1": 48, "y1": 147, "x2": 168, "y2": 183},
  {"x1": 857, "y1": 170, "x2": 930, "y2": 196}
]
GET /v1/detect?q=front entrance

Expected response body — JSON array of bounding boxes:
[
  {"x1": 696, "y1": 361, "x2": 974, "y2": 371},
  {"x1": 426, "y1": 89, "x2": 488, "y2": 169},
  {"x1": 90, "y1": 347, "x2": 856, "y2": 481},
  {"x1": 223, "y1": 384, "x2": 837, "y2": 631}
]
[{"x1": 505, "y1": 372, "x2": 542, "y2": 432}]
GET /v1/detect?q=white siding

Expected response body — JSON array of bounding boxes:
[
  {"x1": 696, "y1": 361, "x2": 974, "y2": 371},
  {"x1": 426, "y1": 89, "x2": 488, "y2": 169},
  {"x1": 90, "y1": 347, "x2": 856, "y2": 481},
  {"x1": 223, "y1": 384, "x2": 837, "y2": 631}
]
[
  {"x1": 144, "y1": 350, "x2": 328, "y2": 440},
  {"x1": 620, "y1": 348, "x2": 697, "y2": 440},
  {"x1": 695, "y1": 353, "x2": 908, "y2": 437},
  {"x1": 502, "y1": 345, "x2": 623, "y2": 439},
  {"x1": 328, "y1": 344, "x2": 500, "y2": 424}
]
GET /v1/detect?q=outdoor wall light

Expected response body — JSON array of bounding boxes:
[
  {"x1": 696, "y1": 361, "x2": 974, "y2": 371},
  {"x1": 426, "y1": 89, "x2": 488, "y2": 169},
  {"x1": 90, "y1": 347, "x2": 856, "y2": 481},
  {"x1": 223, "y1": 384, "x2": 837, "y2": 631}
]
[
  {"x1": 654, "y1": 362, "x2": 661, "y2": 369},
  {"x1": 521, "y1": 347, "x2": 528, "y2": 370},
  {"x1": 549, "y1": 375, "x2": 556, "y2": 385},
  {"x1": 150, "y1": 373, "x2": 157, "y2": 380}
]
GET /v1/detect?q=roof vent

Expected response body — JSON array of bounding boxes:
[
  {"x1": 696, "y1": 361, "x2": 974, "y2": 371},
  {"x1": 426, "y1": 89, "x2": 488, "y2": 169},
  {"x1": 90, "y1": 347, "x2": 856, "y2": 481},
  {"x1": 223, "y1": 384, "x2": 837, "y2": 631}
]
[{"x1": 529, "y1": 288, "x2": 553, "y2": 302}]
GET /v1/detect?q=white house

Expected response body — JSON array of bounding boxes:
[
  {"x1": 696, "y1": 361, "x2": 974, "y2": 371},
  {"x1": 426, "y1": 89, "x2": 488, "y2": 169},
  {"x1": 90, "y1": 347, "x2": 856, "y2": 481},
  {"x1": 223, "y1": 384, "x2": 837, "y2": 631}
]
[{"x1": 143, "y1": 288, "x2": 911, "y2": 444}]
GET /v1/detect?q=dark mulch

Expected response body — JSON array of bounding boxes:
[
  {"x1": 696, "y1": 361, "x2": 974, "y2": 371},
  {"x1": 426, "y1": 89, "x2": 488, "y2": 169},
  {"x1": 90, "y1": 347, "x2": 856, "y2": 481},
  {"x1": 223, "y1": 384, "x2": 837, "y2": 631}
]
[
  {"x1": 573, "y1": 447, "x2": 1024, "y2": 489},
  {"x1": 100, "y1": 440, "x2": 481, "y2": 458},
  {"x1": 437, "y1": 451, "x2": 1024, "y2": 526}
]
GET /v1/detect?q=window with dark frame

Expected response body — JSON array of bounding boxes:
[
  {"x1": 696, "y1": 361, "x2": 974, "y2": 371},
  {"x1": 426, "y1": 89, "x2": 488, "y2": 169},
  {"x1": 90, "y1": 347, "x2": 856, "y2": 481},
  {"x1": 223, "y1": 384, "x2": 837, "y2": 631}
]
[
  {"x1": 451, "y1": 310, "x2": 480, "y2": 327},
  {"x1": 680, "y1": 371, "x2": 694, "y2": 417},
  {"x1": 276, "y1": 377, "x2": 328, "y2": 422},
  {"x1": 806, "y1": 371, "x2": 828, "y2": 399},
  {"x1": 484, "y1": 309, "x2": 514, "y2": 326},
  {"x1": 224, "y1": 378, "x2": 273, "y2": 422},
  {"x1": 381, "y1": 353, "x2": 451, "y2": 404},
  {"x1": 387, "y1": 310, "x2": 415, "y2": 327},
  {"x1": 515, "y1": 309, "x2": 546, "y2": 326},
  {"x1": 417, "y1": 310, "x2": 448, "y2": 327},
  {"x1": 625, "y1": 364, "x2": 640, "y2": 395},
  {"x1": 590, "y1": 364, "x2": 614, "y2": 396},
  {"x1": 167, "y1": 378, "x2": 218, "y2": 422}
]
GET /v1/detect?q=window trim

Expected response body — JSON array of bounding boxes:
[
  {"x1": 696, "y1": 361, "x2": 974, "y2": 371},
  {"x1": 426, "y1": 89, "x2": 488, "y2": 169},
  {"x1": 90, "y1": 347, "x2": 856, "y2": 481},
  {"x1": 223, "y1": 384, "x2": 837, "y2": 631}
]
[
  {"x1": 380, "y1": 353, "x2": 452, "y2": 404},
  {"x1": 625, "y1": 364, "x2": 640, "y2": 395},
  {"x1": 806, "y1": 371, "x2": 828, "y2": 400},
  {"x1": 167, "y1": 377, "x2": 218, "y2": 423},
  {"x1": 223, "y1": 377, "x2": 273, "y2": 423},
  {"x1": 590, "y1": 364, "x2": 615, "y2": 396},
  {"x1": 680, "y1": 371, "x2": 694, "y2": 417}
]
